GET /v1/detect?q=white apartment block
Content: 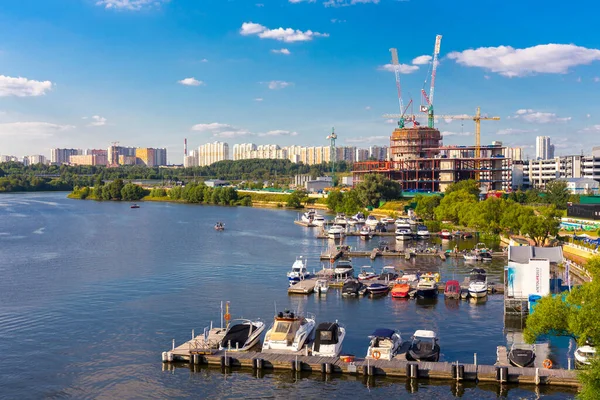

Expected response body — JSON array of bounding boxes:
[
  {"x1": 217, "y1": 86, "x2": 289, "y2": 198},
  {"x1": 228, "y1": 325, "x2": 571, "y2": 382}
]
[
  {"x1": 535, "y1": 136, "x2": 554, "y2": 160},
  {"x1": 184, "y1": 150, "x2": 198, "y2": 168},
  {"x1": 198, "y1": 142, "x2": 229, "y2": 166},
  {"x1": 50, "y1": 148, "x2": 82, "y2": 164},
  {"x1": 504, "y1": 147, "x2": 523, "y2": 161}
]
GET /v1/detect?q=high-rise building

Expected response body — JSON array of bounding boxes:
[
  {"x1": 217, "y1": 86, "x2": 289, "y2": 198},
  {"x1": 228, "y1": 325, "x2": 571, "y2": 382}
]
[
  {"x1": 504, "y1": 147, "x2": 523, "y2": 161},
  {"x1": 536, "y1": 136, "x2": 553, "y2": 160},
  {"x1": 28, "y1": 155, "x2": 47, "y2": 165},
  {"x1": 184, "y1": 150, "x2": 198, "y2": 168},
  {"x1": 135, "y1": 148, "x2": 155, "y2": 166},
  {"x1": 355, "y1": 148, "x2": 370, "y2": 162},
  {"x1": 108, "y1": 146, "x2": 136, "y2": 166},
  {"x1": 86, "y1": 149, "x2": 108, "y2": 156},
  {"x1": 50, "y1": 148, "x2": 82, "y2": 164},
  {"x1": 154, "y1": 148, "x2": 167, "y2": 166},
  {"x1": 198, "y1": 142, "x2": 229, "y2": 166},
  {"x1": 70, "y1": 154, "x2": 108, "y2": 166},
  {"x1": 369, "y1": 145, "x2": 389, "y2": 161}
]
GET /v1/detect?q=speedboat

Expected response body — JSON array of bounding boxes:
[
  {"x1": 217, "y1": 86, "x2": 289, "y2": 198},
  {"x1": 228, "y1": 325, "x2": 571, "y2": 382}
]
[
  {"x1": 381, "y1": 216, "x2": 395, "y2": 224},
  {"x1": 312, "y1": 322, "x2": 346, "y2": 357},
  {"x1": 395, "y1": 218, "x2": 411, "y2": 229},
  {"x1": 379, "y1": 266, "x2": 399, "y2": 282},
  {"x1": 444, "y1": 280, "x2": 461, "y2": 299},
  {"x1": 327, "y1": 224, "x2": 345, "y2": 239},
  {"x1": 468, "y1": 268, "x2": 488, "y2": 298},
  {"x1": 262, "y1": 310, "x2": 316, "y2": 353},
  {"x1": 301, "y1": 209, "x2": 317, "y2": 224},
  {"x1": 463, "y1": 251, "x2": 481, "y2": 262},
  {"x1": 365, "y1": 328, "x2": 402, "y2": 361},
  {"x1": 366, "y1": 283, "x2": 389, "y2": 296},
  {"x1": 391, "y1": 279, "x2": 411, "y2": 298},
  {"x1": 439, "y1": 229, "x2": 452, "y2": 240},
  {"x1": 342, "y1": 278, "x2": 365, "y2": 297},
  {"x1": 219, "y1": 319, "x2": 265, "y2": 352},
  {"x1": 407, "y1": 330, "x2": 440, "y2": 362},
  {"x1": 357, "y1": 266, "x2": 377, "y2": 281},
  {"x1": 214, "y1": 222, "x2": 225, "y2": 231},
  {"x1": 508, "y1": 343, "x2": 536, "y2": 368},
  {"x1": 416, "y1": 275, "x2": 438, "y2": 298},
  {"x1": 359, "y1": 225, "x2": 373, "y2": 240},
  {"x1": 395, "y1": 228, "x2": 413, "y2": 241},
  {"x1": 130, "y1": 203, "x2": 140, "y2": 209},
  {"x1": 416, "y1": 225, "x2": 430, "y2": 239},
  {"x1": 313, "y1": 214, "x2": 326, "y2": 226},
  {"x1": 365, "y1": 215, "x2": 379, "y2": 227},
  {"x1": 315, "y1": 279, "x2": 329, "y2": 294},
  {"x1": 479, "y1": 250, "x2": 493, "y2": 261},
  {"x1": 352, "y1": 212, "x2": 366, "y2": 224},
  {"x1": 287, "y1": 256, "x2": 310, "y2": 285},
  {"x1": 333, "y1": 259, "x2": 354, "y2": 278},
  {"x1": 575, "y1": 345, "x2": 596, "y2": 367},
  {"x1": 334, "y1": 213, "x2": 348, "y2": 226}
]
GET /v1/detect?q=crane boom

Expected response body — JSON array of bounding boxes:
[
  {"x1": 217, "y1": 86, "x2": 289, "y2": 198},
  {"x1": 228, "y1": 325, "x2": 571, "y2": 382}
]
[
  {"x1": 389, "y1": 48, "x2": 406, "y2": 127},
  {"x1": 429, "y1": 35, "x2": 442, "y2": 106}
]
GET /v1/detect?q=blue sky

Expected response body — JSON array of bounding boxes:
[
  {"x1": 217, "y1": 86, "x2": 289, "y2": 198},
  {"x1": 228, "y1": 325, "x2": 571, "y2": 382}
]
[{"x1": 1, "y1": 0, "x2": 599, "y2": 163}]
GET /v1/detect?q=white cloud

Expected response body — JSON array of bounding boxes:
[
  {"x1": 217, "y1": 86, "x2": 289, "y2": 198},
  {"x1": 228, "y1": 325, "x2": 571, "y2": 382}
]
[
  {"x1": 200, "y1": 58, "x2": 208, "y2": 63},
  {"x1": 496, "y1": 128, "x2": 537, "y2": 135},
  {"x1": 441, "y1": 131, "x2": 473, "y2": 137},
  {"x1": 254, "y1": 98, "x2": 264, "y2": 102},
  {"x1": 586, "y1": 114, "x2": 591, "y2": 118},
  {"x1": 0, "y1": 75, "x2": 53, "y2": 97},
  {"x1": 178, "y1": 77, "x2": 204, "y2": 86},
  {"x1": 448, "y1": 44, "x2": 600, "y2": 77},
  {"x1": 0, "y1": 122, "x2": 74, "y2": 137},
  {"x1": 484, "y1": 75, "x2": 490, "y2": 80},
  {"x1": 365, "y1": 106, "x2": 371, "y2": 110},
  {"x1": 511, "y1": 109, "x2": 571, "y2": 123},
  {"x1": 191, "y1": 123, "x2": 234, "y2": 132},
  {"x1": 345, "y1": 135, "x2": 388, "y2": 144},
  {"x1": 576, "y1": 77, "x2": 582, "y2": 83},
  {"x1": 259, "y1": 130, "x2": 298, "y2": 137},
  {"x1": 256, "y1": 3, "x2": 265, "y2": 6},
  {"x1": 330, "y1": 18, "x2": 346, "y2": 23},
  {"x1": 325, "y1": 0, "x2": 380, "y2": 6},
  {"x1": 412, "y1": 55, "x2": 432, "y2": 65},
  {"x1": 289, "y1": 0, "x2": 316, "y2": 3},
  {"x1": 379, "y1": 64, "x2": 419, "y2": 74},
  {"x1": 214, "y1": 130, "x2": 253, "y2": 139},
  {"x1": 582, "y1": 125, "x2": 600, "y2": 132},
  {"x1": 88, "y1": 115, "x2": 107, "y2": 127},
  {"x1": 263, "y1": 80, "x2": 293, "y2": 90},
  {"x1": 240, "y1": 22, "x2": 329, "y2": 42},
  {"x1": 384, "y1": 119, "x2": 396, "y2": 124},
  {"x1": 271, "y1": 48, "x2": 291, "y2": 55},
  {"x1": 190, "y1": 122, "x2": 297, "y2": 139},
  {"x1": 95, "y1": 0, "x2": 169, "y2": 10},
  {"x1": 594, "y1": 77, "x2": 600, "y2": 82}
]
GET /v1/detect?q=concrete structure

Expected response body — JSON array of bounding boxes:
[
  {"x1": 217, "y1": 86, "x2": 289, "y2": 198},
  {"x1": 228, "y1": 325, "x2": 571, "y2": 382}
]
[
  {"x1": 118, "y1": 155, "x2": 137, "y2": 165},
  {"x1": 136, "y1": 148, "x2": 155, "y2": 167},
  {"x1": 154, "y1": 148, "x2": 167, "y2": 166},
  {"x1": 369, "y1": 145, "x2": 389, "y2": 161},
  {"x1": 204, "y1": 179, "x2": 230, "y2": 188},
  {"x1": 560, "y1": 178, "x2": 600, "y2": 195},
  {"x1": 0, "y1": 155, "x2": 18, "y2": 163},
  {"x1": 50, "y1": 148, "x2": 82, "y2": 164},
  {"x1": 306, "y1": 176, "x2": 333, "y2": 193},
  {"x1": 86, "y1": 149, "x2": 108, "y2": 156},
  {"x1": 198, "y1": 142, "x2": 229, "y2": 166},
  {"x1": 536, "y1": 136, "x2": 554, "y2": 160},
  {"x1": 524, "y1": 155, "x2": 583, "y2": 189},
  {"x1": 69, "y1": 154, "x2": 108, "y2": 166},
  {"x1": 504, "y1": 146, "x2": 523, "y2": 161},
  {"x1": 27, "y1": 155, "x2": 47, "y2": 165},
  {"x1": 355, "y1": 148, "x2": 369, "y2": 162},
  {"x1": 294, "y1": 174, "x2": 312, "y2": 187},
  {"x1": 184, "y1": 150, "x2": 198, "y2": 168},
  {"x1": 108, "y1": 146, "x2": 136, "y2": 166},
  {"x1": 341, "y1": 176, "x2": 353, "y2": 186}
]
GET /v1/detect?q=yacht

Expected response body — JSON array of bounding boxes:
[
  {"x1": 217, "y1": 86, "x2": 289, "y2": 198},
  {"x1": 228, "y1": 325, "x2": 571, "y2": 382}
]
[
  {"x1": 312, "y1": 322, "x2": 346, "y2": 357},
  {"x1": 479, "y1": 250, "x2": 493, "y2": 261},
  {"x1": 380, "y1": 216, "x2": 395, "y2": 224},
  {"x1": 334, "y1": 213, "x2": 348, "y2": 226},
  {"x1": 365, "y1": 328, "x2": 402, "y2": 361},
  {"x1": 416, "y1": 225, "x2": 430, "y2": 239},
  {"x1": 313, "y1": 214, "x2": 326, "y2": 226},
  {"x1": 395, "y1": 228, "x2": 413, "y2": 241},
  {"x1": 439, "y1": 229, "x2": 452, "y2": 240},
  {"x1": 464, "y1": 251, "x2": 481, "y2": 262},
  {"x1": 327, "y1": 224, "x2": 345, "y2": 239},
  {"x1": 359, "y1": 225, "x2": 373, "y2": 240},
  {"x1": 365, "y1": 215, "x2": 379, "y2": 227},
  {"x1": 508, "y1": 343, "x2": 536, "y2": 368},
  {"x1": 219, "y1": 319, "x2": 265, "y2": 352},
  {"x1": 333, "y1": 259, "x2": 354, "y2": 278},
  {"x1": 365, "y1": 283, "x2": 389, "y2": 296},
  {"x1": 287, "y1": 256, "x2": 310, "y2": 285},
  {"x1": 416, "y1": 275, "x2": 438, "y2": 298},
  {"x1": 262, "y1": 310, "x2": 316, "y2": 353},
  {"x1": 352, "y1": 212, "x2": 366, "y2": 224},
  {"x1": 407, "y1": 330, "x2": 440, "y2": 362},
  {"x1": 468, "y1": 268, "x2": 488, "y2": 298},
  {"x1": 357, "y1": 266, "x2": 377, "y2": 281},
  {"x1": 301, "y1": 209, "x2": 317, "y2": 224},
  {"x1": 315, "y1": 279, "x2": 329, "y2": 294},
  {"x1": 395, "y1": 218, "x2": 411, "y2": 229},
  {"x1": 575, "y1": 344, "x2": 596, "y2": 367}
]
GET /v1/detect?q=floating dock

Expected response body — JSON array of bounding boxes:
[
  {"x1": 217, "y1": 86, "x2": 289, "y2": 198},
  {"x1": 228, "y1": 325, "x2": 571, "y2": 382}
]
[
  {"x1": 319, "y1": 250, "x2": 506, "y2": 260},
  {"x1": 161, "y1": 346, "x2": 579, "y2": 388}
]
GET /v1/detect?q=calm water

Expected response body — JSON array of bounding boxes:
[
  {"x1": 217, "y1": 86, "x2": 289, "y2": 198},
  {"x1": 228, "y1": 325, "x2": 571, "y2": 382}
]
[{"x1": 0, "y1": 193, "x2": 577, "y2": 399}]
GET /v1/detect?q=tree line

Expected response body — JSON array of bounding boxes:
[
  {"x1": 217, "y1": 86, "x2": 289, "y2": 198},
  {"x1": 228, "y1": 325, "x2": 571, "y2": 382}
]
[{"x1": 325, "y1": 174, "x2": 402, "y2": 215}]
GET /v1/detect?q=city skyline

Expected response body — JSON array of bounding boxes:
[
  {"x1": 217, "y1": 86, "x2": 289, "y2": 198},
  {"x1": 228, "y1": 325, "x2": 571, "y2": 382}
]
[{"x1": 1, "y1": 0, "x2": 599, "y2": 161}]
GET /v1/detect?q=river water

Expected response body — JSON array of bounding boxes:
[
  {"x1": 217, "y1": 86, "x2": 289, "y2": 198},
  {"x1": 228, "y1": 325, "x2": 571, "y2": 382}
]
[{"x1": 0, "y1": 193, "x2": 577, "y2": 399}]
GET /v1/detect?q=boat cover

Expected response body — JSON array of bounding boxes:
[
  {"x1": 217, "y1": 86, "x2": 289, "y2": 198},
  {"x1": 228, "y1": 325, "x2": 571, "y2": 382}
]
[
  {"x1": 222, "y1": 324, "x2": 253, "y2": 348},
  {"x1": 370, "y1": 328, "x2": 395, "y2": 338},
  {"x1": 313, "y1": 322, "x2": 340, "y2": 351}
]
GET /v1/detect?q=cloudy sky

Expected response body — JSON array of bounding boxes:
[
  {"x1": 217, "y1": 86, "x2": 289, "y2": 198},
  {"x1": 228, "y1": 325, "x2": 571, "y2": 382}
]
[{"x1": 1, "y1": 0, "x2": 599, "y2": 162}]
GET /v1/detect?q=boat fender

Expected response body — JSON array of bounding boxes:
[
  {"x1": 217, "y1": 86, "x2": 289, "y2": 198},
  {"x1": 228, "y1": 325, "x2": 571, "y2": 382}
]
[
  {"x1": 543, "y1": 359, "x2": 553, "y2": 369},
  {"x1": 372, "y1": 350, "x2": 381, "y2": 360}
]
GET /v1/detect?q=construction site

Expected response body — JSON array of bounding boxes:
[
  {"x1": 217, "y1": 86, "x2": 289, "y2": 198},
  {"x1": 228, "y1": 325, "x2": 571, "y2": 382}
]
[{"x1": 352, "y1": 36, "x2": 512, "y2": 193}]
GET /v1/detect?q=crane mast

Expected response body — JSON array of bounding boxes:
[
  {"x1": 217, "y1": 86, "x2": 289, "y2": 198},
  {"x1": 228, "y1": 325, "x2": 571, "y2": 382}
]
[
  {"x1": 389, "y1": 48, "x2": 406, "y2": 128},
  {"x1": 420, "y1": 35, "x2": 442, "y2": 128}
]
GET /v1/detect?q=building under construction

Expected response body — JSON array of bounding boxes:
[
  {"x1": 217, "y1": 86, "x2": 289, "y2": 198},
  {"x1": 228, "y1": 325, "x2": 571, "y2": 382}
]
[{"x1": 352, "y1": 126, "x2": 513, "y2": 193}]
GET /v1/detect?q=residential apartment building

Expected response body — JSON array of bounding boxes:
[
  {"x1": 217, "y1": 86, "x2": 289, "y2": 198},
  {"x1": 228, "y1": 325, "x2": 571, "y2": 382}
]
[
  {"x1": 198, "y1": 142, "x2": 229, "y2": 166},
  {"x1": 355, "y1": 148, "x2": 370, "y2": 162},
  {"x1": 70, "y1": 154, "x2": 108, "y2": 166},
  {"x1": 536, "y1": 136, "x2": 554, "y2": 160},
  {"x1": 183, "y1": 150, "x2": 198, "y2": 168},
  {"x1": 504, "y1": 147, "x2": 523, "y2": 161},
  {"x1": 0, "y1": 155, "x2": 18, "y2": 163},
  {"x1": 523, "y1": 149, "x2": 600, "y2": 189},
  {"x1": 108, "y1": 146, "x2": 136, "y2": 166},
  {"x1": 369, "y1": 145, "x2": 389, "y2": 161},
  {"x1": 50, "y1": 148, "x2": 82, "y2": 164},
  {"x1": 27, "y1": 155, "x2": 47, "y2": 165}
]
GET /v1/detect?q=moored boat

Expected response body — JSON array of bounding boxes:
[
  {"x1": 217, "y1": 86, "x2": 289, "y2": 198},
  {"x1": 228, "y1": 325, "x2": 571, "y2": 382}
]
[
  {"x1": 357, "y1": 266, "x2": 377, "y2": 281},
  {"x1": 333, "y1": 259, "x2": 354, "y2": 278},
  {"x1": 444, "y1": 280, "x2": 461, "y2": 299},
  {"x1": 219, "y1": 319, "x2": 265, "y2": 352},
  {"x1": 365, "y1": 215, "x2": 379, "y2": 227},
  {"x1": 301, "y1": 209, "x2": 317, "y2": 224},
  {"x1": 395, "y1": 218, "x2": 411, "y2": 229},
  {"x1": 468, "y1": 268, "x2": 488, "y2": 298},
  {"x1": 379, "y1": 266, "x2": 399, "y2": 282},
  {"x1": 359, "y1": 225, "x2": 373, "y2": 240},
  {"x1": 130, "y1": 203, "x2": 140, "y2": 209},
  {"x1": 391, "y1": 280, "x2": 411, "y2": 298},
  {"x1": 508, "y1": 343, "x2": 536, "y2": 368},
  {"x1": 380, "y1": 216, "x2": 395, "y2": 224},
  {"x1": 214, "y1": 222, "x2": 225, "y2": 231},
  {"x1": 407, "y1": 330, "x2": 440, "y2": 362},
  {"x1": 262, "y1": 310, "x2": 316, "y2": 353},
  {"x1": 439, "y1": 229, "x2": 452, "y2": 240},
  {"x1": 395, "y1": 228, "x2": 413, "y2": 241},
  {"x1": 287, "y1": 256, "x2": 310, "y2": 285},
  {"x1": 342, "y1": 278, "x2": 365, "y2": 297},
  {"x1": 334, "y1": 213, "x2": 348, "y2": 226},
  {"x1": 312, "y1": 322, "x2": 346, "y2": 357},
  {"x1": 327, "y1": 224, "x2": 345, "y2": 239},
  {"x1": 365, "y1": 328, "x2": 402, "y2": 361},
  {"x1": 463, "y1": 251, "x2": 480, "y2": 262},
  {"x1": 313, "y1": 214, "x2": 326, "y2": 226},
  {"x1": 352, "y1": 212, "x2": 366, "y2": 224},
  {"x1": 315, "y1": 279, "x2": 329, "y2": 294},
  {"x1": 416, "y1": 275, "x2": 438, "y2": 298},
  {"x1": 366, "y1": 282, "x2": 389, "y2": 296},
  {"x1": 575, "y1": 344, "x2": 596, "y2": 367},
  {"x1": 416, "y1": 225, "x2": 430, "y2": 239}
]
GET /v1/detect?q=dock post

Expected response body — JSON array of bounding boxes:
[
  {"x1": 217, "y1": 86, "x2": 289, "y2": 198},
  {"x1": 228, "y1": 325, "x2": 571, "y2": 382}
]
[
  {"x1": 167, "y1": 352, "x2": 173, "y2": 362},
  {"x1": 407, "y1": 363, "x2": 419, "y2": 379},
  {"x1": 172, "y1": 339, "x2": 175, "y2": 351},
  {"x1": 161, "y1": 352, "x2": 168, "y2": 363},
  {"x1": 496, "y1": 366, "x2": 508, "y2": 383},
  {"x1": 451, "y1": 362, "x2": 464, "y2": 381},
  {"x1": 321, "y1": 363, "x2": 332, "y2": 374},
  {"x1": 192, "y1": 329, "x2": 194, "y2": 340},
  {"x1": 252, "y1": 358, "x2": 263, "y2": 370},
  {"x1": 192, "y1": 354, "x2": 200, "y2": 365},
  {"x1": 535, "y1": 368, "x2": 540, "y2": 385},
  {"x1": 474, "y1": 353, "x2": 477, "y2": 366}
]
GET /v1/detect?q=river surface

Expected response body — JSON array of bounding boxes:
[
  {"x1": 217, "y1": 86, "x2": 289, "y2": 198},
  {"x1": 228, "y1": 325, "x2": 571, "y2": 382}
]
[{"x1": 0, "y1": 193, "x2": 577, "y2": 399}]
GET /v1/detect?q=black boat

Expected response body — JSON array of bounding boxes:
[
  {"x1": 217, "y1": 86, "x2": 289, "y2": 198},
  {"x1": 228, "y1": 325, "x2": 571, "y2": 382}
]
[
  {"x1": 366, "y1": 283, "x2": 389, "y2": 296},
  {"x1": 130, "y1": 204, "x2": 140, "y2": 209},
  {"x1": 479, "y1": 251, "x2": 493, "y2": 261},
  {"x1": 508, "y1": 344, "x2": 536, "y2": 368},
  {"x1": 406, "y1": 330, "x2": 440, "y2": 362},
  {"x1": 342, "y1": 278, "x2": 365, "y2": 297},
  {"x1": 218, "y1": 319, "x2": 266, "y2": 352}
]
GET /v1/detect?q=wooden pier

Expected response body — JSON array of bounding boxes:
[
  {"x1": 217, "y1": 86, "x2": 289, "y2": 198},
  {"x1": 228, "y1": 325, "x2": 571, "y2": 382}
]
[
  {"x1": 161, "y1": 346, "x2": 579, "y2": 388},
  {"x1": 319, "y1": 250, "x2": 506, "y2": 260}
]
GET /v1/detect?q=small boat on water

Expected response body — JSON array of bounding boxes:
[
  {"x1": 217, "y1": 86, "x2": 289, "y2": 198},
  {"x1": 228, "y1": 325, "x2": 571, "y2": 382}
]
[
  {"x1": 315, "y1": 279, "x2": 329, "y2": 294},
  {"x1": 219, "y1": 319, "x2": 265, "y2": 352},
  {"x1": 366, "y1": 283, "x2": 389, "y2": 296},
  {"x1": 334, "y1": 213, "x2": 348, "y2": 226},
  {"x1": 416, "y1": 275, "x2": 438, "y2": 298},
  {"x1": 334, "y1": 259, "x2": 354, "y2": 278},
  {"x1": 395, "y1": 228, "x2": 413, "y2": 241},
  {"x1": 312, "y1": 321, "x2": 346, "y2": 357},
  {"x1": 379, "y1": 266, "x2": 399, "y2": 282},
  {"x1": 327, "y1": 224, "x2": 345, "y2": 239},
  {"x1": 359, "y1": 225, "x2": 373, "y2": 240},
  {"x1": 391, "y1": 280, "x2": 411, "y2": 298},
  {"x1": 416, "y1": 225, "x2": 430, "y2": 239},
  {"x1": 262, "y1": 310, "x2": 316, "y2": 353},
  {"x1": 439, "y1": 229, "x2": 452, "y2": 240},
  {"x1": 214, "y1": 222, "x2": 225, "y2": 231},
  {"x1": 313, "y1": 214, "x2": 326, "y2": 226},
  {"x1": 444, "y1": 280, "x2": 461, "y2": 299},
  {"x1": 575, "y1": 344, "x2": 596, "y2": 367},
  {"x1": 395, "y1": 218, "x2": 411, "y2": 229},
  {"x1": 352, "y1": 212, "x2": 366, "y2": 224},
  {"x1": 508, "y1": 343, "x2": 536, "y2": 368},
  {"x1": 407, "y1": 330, "x2": 440, "y2": 362},
  {"x1": 463, "y1": 251, "x2": 480, "y2": 262},
  {"x1": 461, "y1": 232, "x2": 473, "y2": 239},
  {"x1": 480, "y1": 250, "x2": 493, "y2": 261},
  {"x1": 468, "y1": 268, "x2": 488, "y2": 298},
  {"x1": 357, "y1": 266, "x2": 377, "y2": 281},
  {"x1": 287, "y1": 256, "x2": 310, "y2": 285},
  {"x1": 301, "y1": 209, "x2": 317, "y2": 224},
  {"x1": 342, "y1": 278, "x2": 365, "y2": 297},
  {"x1": 365, "y1": 215, "x2": 379, "y2": 227},
  {"x1": 380, "y1": 216, "x2": 395, "y2": 224},
  {"x1": 365, "y1": 328, "x2": 402, "y2": 361},
  {"x1": 130, "y1": 203, "x2": 140, "y2": 209}
]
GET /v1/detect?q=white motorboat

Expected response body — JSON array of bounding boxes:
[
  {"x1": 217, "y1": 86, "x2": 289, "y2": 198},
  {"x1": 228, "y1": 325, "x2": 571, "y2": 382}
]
[
  {"x1": 219, "y1": 319, "x2": 265, "y2": 352},
  {"x1": 312, "y1": 322, "x2": 346, "y2": 357},
  {"x1": 468, "y1": 268, "x2": 488, "y2": 298},
  {"x1": 352, "y1": 212, "x2": 366, "y2": 224},
  {"x1": 357, "y1": 265, "x2": 377, "y2": 281},
  {"x1": 463, "y1": 252, "x2": 481, "y2": 262},
  {"x1": 439, "y1": 229, "x2": 452, "y2": 240},
  {"x1": 395, "y1": 228, "x2": 413, "y2": 241},
  {"x1": 575, "y1": 345, "x2": 596, "y2": 367},
  {"x1": 327, "y1": 224, "x2": 345, "y2": 239},
  {"x1": 381, "y1": 216, "x2": 395, "y2": 224},
  {"x1": 415, "y1": 276, "x2": 438, "y2": 298},
  {"x1": 365, "y1": 328, "x2": 402, "y2": 361},
  {"x1": 287, "y1": 256, "x2": 310, "y2": 285},
  {"x1": 359, "y1": 225, "x2": 373, "y2": 240},
  {"x1": 315, "y1": 279, "x2": 329, "y2": 294},
  {"x1": 301, "y1": 209, "x2": 317, "y2": 224},
  {"x1": 365, "y1": 215, "x2": 379, "y2": 227},
  {"x1": 262, "y1": 310, "x2": 316, "y2": 353},
  {"x1": 313, "y1": 214, "x2": 326, "y2": 226},
  {"x1": 334, "y1": 213, "x2": 348, "y2": 226},
  {"x1": 333, "y1": 259, "x2": 354, "y2": 278},
  {"x1": 395, "y1": 218, "x2": 411, "y2": 229},
  {"x1": 416, "y1": 225, "x2": 430, "y2": 239},
  {"x1": 407, "y1": 330, "x2": 440, "y2": 362}
]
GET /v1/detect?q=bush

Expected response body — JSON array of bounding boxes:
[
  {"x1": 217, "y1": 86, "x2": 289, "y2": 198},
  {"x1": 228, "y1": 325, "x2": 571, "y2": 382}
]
[{"x1": 424, "y1": 220, "x2": 441, "y2": 233}]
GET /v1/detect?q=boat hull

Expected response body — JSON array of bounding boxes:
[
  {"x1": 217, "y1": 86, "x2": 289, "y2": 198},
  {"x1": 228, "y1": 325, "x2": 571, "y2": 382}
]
[
  {"x1": 416, "y1": 288, "x2": 437, "y2": 298},
  {"x1": 468, "y1": 288, "x2": 488, "y2": 298}
]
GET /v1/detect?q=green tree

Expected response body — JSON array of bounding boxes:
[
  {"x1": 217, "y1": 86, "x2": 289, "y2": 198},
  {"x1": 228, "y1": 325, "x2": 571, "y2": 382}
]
[
  {"x1": 414, "y1": 194, "x2": 441, "y2": 221},
  {"x1": 109, "y1": 179, "x2": 124, "y2": 200},
  {"x1": 545, "y1": 180, "x2": 570, "y2": 209},
  {"x1": 520, "y1": 205, "x2": 561, "y2": 246},
  {"x1": 444, "y1": 179, "x2": 480, "y2": 197},
  {"x1": 525, "y1": 256, "x2": 600, "y2": 399},
  {"x1": 354, "y1": 174, "x2": 402, "y2": 208},
  {"x1": 121, "y1": 183, "x2": 146, "y2": 201},
  {"x1": 341, "y1": 190, "x2": 362, "y2": 215},
  {"x1": 326, "y1": 190, "x2": 344, "y2": 212},
  {"x1": 286, "y1": 190, "x2": 304, "y2": 208},
  {"x1": 434, "y1": 190, "x2": 478, "y2": 224},
  {"x1": 525, "y1": 188, "x2": 543, "y2": 204}
]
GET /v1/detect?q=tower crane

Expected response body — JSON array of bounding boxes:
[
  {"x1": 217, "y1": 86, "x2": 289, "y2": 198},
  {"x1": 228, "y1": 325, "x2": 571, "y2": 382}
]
[
  {"x1": 389, "y1": 48, "x2": 412, "y2": 129},
  {"x1": 420, "y1": 35, "x2": 442, "y2": 128}
]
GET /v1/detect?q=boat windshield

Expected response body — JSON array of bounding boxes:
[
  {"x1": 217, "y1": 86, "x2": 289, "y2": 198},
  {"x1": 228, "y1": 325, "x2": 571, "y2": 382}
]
[{"x1": 274, "y1": 321, "x2": 291, "y2": 334}]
